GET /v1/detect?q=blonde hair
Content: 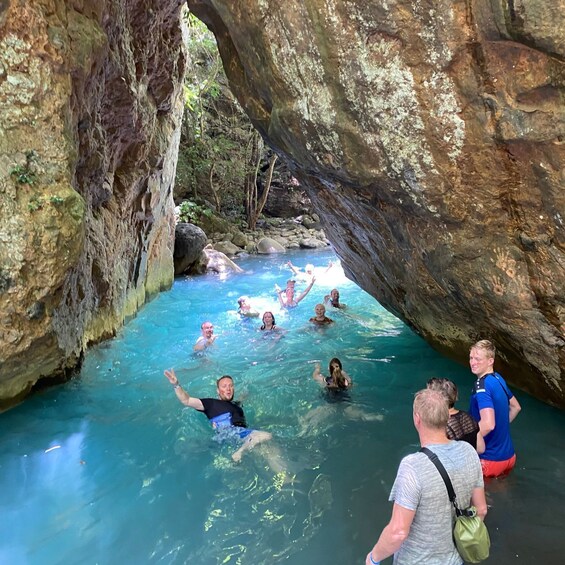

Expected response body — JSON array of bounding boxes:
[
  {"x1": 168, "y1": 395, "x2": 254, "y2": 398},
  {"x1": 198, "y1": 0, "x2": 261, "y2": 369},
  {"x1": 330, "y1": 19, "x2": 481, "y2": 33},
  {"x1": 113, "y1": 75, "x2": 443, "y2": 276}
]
[
  {"x1": 471, "y1": 339, "x2": 496, "y2": 359},
  {"x1": 413, "y1": 389, "x2": 449, "y2": 430}
]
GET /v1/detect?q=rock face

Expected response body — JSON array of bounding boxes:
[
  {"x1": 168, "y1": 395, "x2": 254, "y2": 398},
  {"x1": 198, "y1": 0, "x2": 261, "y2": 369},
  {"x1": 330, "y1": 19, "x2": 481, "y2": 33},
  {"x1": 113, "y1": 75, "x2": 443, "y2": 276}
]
[
  {"x1": 0, "y1": 1, "x2": 186, "y2": 407},
  {"x1": 188, "y1": 1, "x2": 565, "y2": 406}
]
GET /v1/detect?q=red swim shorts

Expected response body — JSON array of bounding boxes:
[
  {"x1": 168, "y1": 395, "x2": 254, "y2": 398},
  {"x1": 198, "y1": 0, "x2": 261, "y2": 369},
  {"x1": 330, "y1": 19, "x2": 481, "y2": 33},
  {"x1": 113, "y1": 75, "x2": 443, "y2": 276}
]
[{"x1": 481, "y1": 454, "x2": 517, "y2": 478}]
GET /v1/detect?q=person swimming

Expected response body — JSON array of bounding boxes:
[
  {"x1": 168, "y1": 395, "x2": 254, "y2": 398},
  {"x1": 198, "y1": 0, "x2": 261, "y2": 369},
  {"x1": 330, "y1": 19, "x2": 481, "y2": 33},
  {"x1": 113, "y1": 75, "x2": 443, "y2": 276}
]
[
  {"x1": 309, "y1": 303, "x2": 334, "y2": 326},
  {"x1": 275, "y1": 277, "x2": 315, "y2": 308},
  {"x1": 313, "y1": 358, "x2": 351, "y2": 390},
  {"x1": 324, "y1": 288, "x2": 346, "y2": 309},
  {"x1": 237, "y1": 296, "x2": 260, "y2": 318},
  {"x1": 260, "y1": 311, "x2": 280, "y2": 331}
]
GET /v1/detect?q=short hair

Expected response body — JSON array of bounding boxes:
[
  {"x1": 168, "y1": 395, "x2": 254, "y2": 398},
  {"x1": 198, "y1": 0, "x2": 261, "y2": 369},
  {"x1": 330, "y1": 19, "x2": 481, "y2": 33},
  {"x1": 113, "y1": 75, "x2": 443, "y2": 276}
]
[
  {"x1": 413, "y1": 389, "x2": 449, "y2": 430},
  {"x1": 201, "y1": 321, "x2": 213, "y2": 329},
  {"x1": 237, "y1": 296, "x2": 248, "y2": 307},
  {"x1": 426, "y1": 377, "x2": 458, "y2": 408},
  {"x1": 471, "y1": 339, "x2": 496, "y2": 359},
  {"x1": 286, "y1": 279, "x2": 296, "y2": 285},
  {"x1": 216, "y1": 375, "x2": 233, "y2": 387}
]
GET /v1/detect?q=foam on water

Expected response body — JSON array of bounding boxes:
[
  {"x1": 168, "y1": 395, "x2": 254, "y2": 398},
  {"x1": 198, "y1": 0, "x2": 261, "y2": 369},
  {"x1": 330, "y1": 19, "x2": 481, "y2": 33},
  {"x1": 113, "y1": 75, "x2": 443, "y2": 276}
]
[{"x1": 1, "y1": 249, "x2": 564, "y2": 564}]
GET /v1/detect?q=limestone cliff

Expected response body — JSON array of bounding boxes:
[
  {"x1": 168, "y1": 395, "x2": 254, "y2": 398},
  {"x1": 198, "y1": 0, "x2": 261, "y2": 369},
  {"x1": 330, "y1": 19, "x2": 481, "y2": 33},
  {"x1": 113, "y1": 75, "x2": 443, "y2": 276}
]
[
  {"x1": 188, "y1": 0, "x2": 565, "y2": 406},
  {"x1": 0, "y1": 1, "x2": 186, "y2": 407}
]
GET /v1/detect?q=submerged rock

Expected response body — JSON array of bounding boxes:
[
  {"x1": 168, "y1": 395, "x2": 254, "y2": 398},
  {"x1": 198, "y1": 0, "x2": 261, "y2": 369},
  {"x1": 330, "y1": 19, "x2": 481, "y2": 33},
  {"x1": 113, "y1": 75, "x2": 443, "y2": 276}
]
[{"x1": 188, "y1": 0, "x2": 565, "y2": 406}]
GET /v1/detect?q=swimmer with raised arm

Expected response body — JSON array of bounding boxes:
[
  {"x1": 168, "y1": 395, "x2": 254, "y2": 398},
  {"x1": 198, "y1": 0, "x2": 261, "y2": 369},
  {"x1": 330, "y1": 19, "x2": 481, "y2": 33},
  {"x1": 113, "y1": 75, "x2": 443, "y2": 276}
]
[
  {"x1": 313, "y1": 358, "x2": 351, "y2": 390},
  {"x1": 324, "y1": 288, "x2": 347, "y2": 309},
  {"x1": 164, "y1": 369, "x2": 272, "y2": 462},
  {"x1": 275, "y1": 277, "x2": 315, "y2": 308}
]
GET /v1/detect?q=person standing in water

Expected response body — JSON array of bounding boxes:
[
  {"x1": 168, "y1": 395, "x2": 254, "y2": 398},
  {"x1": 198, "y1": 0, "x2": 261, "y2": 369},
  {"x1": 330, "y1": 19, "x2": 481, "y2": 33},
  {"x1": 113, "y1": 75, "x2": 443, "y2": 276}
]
[
  {"x1": 365, "y1": 389, "x2": 486, "y2": 565},
  {"x1": 469, "y1": 339, "x2": 521, "y2": 477},
  {"x1": 427, "y1": 377, "x2": 484, "y2": 453},
  {"x1": 163, "y1": 369, "x2": 272, "y2": 462}
]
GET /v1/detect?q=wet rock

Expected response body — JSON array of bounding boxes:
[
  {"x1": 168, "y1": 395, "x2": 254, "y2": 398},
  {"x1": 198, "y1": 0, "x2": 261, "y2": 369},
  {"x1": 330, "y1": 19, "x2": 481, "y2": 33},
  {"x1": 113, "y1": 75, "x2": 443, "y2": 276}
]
[
  {"x1": 213, "y1": 240, "x2": 242, "y2": 256},
  {"x1": 256, "y1": 237, "x2": 286, "y2": 254},
  {"x1": 299, "y1": 238, "x2": 328, "y2": 249}
]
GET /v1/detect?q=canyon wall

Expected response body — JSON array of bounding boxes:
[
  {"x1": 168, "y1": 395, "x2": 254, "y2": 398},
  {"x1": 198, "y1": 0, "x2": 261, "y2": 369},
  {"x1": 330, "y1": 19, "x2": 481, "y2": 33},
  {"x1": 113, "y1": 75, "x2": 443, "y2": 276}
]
[
  {"x1": 188, "y1": 0, "x2": 565, "y2": 406},
  {"x1": 0, "y1": 0, "x2": 186, "y2": 407}
]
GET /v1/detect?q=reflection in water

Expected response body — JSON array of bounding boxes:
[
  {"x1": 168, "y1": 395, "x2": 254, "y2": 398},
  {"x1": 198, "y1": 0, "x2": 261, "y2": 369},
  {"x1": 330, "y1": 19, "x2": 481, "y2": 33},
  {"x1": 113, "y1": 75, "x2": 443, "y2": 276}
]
[{"x1": 1, "y1": 250, "x2": 565, "y2": 564}]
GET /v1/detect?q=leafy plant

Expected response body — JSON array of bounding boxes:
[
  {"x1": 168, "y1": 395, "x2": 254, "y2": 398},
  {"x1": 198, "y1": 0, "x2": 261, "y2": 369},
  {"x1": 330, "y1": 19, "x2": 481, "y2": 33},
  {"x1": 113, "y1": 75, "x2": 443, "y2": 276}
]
[
  {"x1": 178, "y1": 200, "x2": 213, "y2": 224},
  {"x1": 28, "y1": 196, "x2": 43, "y2": 212},
  {"x1": 11, "y1": 150, "x2": 38, "y2": 185}
]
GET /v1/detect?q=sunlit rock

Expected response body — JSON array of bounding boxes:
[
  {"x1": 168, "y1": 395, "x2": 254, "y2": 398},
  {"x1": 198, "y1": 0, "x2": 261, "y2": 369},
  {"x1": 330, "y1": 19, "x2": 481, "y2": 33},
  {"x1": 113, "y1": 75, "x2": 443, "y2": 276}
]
[{"x1": 0, "y1": 1, "x2": 187, "y2": 407}]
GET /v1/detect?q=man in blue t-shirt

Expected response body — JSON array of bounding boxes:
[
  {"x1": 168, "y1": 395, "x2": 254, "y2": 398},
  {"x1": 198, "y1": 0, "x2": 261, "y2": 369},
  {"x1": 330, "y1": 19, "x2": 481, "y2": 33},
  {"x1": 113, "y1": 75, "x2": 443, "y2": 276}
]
[
  {"x1": 164, "y1": 369, "x2": 272, "y2": 462},
  {"x1": 469, "y1": 340, "x2": 522, "y2": 477}
]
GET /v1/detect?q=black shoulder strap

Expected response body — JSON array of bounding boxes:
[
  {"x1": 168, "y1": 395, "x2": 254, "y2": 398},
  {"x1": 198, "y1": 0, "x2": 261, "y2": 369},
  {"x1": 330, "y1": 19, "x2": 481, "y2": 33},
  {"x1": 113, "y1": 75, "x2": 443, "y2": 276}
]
[
  {"x1": 420, "y1": 447, "x2": 463, "y2": 515},
  {"x1": 493, "y1": 373, "x2": 511, "y2": 400}
]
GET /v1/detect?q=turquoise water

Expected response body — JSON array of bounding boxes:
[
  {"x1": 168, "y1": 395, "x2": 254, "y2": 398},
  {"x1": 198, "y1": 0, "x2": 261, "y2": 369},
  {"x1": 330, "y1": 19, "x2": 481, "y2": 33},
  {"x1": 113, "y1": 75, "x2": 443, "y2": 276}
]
[{"x1": 1, "y1": 249, "x2": 564, "y2": 565}]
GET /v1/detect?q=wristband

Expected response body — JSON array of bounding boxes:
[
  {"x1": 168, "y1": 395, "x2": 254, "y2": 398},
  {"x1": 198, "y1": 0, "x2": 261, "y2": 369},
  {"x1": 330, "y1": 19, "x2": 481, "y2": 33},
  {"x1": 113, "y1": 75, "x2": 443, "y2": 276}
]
[
  {"x1": 368, "y1": 552, "x2": 380, "y2": 565},
  {"x1": 173, "y1": 383, "x2": 181, "y2": 389}
]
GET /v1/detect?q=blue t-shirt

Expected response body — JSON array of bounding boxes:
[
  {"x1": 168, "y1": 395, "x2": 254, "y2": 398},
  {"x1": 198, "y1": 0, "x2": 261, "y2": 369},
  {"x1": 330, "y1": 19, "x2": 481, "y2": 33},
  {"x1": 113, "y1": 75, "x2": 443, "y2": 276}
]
[{"x1": 470, "y1": 373, "x2": 515, "y2": 461}]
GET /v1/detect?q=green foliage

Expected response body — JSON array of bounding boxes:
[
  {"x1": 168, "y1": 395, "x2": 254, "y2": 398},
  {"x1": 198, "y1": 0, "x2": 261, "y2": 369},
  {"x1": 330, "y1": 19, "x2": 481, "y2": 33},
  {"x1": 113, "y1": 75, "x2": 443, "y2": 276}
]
[
  {"x1": 176, "y1": 12, "x2": 278, "y2": 225},
  {"x1": 178, "y1": 200, "x2": 213, "y2": 224},
  {"x1": 50, "y1": 195, "x2": 65, "y2": 206},
  {"x1": 11, "y1": 151, "x2": 38, "y2": 185},
  {"x1": 28, "y1": 195, "x2": 43, "y2": 212},
  {"x1": 27, "y1": 194, "x2": 65, "y2": 212}
]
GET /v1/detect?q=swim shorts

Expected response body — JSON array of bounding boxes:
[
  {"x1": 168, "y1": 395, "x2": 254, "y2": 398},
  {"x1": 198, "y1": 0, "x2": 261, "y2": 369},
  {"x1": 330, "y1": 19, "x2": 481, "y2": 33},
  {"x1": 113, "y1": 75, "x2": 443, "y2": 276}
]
[{"x1": 481, "y1": 454, "x2": 516, "y2": 477}]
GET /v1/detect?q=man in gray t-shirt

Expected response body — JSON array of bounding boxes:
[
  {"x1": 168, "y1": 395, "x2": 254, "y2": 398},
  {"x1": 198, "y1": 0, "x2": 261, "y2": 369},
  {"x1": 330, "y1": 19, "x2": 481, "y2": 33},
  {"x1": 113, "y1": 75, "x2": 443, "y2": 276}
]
[{"x1": 366, "y1": 389, "x2": 487, "y2": 565}]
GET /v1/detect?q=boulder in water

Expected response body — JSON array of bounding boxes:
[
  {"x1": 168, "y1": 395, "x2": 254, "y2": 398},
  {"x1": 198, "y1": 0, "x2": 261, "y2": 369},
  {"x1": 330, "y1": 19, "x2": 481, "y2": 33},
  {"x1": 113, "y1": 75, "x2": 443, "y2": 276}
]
[
  {"x1": 174, "y1": 223, "x2": 208, "y2": 276},
  {"x1": 256, "y1": 237, "x2": 286, "y2": 254}
]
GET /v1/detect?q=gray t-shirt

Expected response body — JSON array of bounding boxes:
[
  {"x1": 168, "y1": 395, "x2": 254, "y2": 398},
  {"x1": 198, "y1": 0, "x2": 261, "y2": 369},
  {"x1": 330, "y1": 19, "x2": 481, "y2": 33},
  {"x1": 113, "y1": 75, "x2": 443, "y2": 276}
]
[{"x1": 390, "y1": 441, "x2": 483, "y2": 565}]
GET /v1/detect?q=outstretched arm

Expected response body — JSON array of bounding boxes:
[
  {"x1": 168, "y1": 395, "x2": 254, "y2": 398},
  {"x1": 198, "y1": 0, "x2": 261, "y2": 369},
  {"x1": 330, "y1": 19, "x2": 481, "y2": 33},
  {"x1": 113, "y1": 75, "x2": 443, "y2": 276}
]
[
  {"x1": 286, "y1": 261, "x2": 300, "y2": 276},
  {"x1": 295, "y1": 276, "x2": 315, "y2": 304},
  {"x1": 312, "y1": 363, "x2": 326, "y2": 386},
  {"x1": 164, "y1": 369, "x2": 204, "y2": 410},
  {"x1": 275, "y1": 284, "x2": 286, "y2": 307}
]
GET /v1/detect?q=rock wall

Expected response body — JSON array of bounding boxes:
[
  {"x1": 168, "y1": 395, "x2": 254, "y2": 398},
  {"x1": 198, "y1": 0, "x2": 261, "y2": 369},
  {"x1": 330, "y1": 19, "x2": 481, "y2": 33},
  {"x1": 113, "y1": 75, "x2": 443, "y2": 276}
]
[
  {"x1": 188, "y1": 0, "x2": 565, "y2": 406},
  {"x1": 0, "y1": 0, "x2": 186, "y2": 407}
]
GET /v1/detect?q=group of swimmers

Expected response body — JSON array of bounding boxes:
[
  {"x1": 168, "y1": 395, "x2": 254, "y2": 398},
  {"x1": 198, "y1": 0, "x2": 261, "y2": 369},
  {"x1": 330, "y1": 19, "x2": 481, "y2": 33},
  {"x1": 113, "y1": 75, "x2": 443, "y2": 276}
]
[{"x1": 164, "y1": 258, "x2": 356, "y2": 461}]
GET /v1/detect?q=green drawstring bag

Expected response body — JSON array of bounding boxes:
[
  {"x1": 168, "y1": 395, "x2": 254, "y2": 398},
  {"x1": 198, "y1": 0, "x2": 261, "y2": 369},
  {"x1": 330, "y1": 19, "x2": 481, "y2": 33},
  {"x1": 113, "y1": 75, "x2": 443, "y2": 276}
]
[
  {"x1": 421, "y1": 448, "x2": 490, "y2": 563},
  {"x1": 453, "y1": 505, "x2": 491, "y2": 563}
]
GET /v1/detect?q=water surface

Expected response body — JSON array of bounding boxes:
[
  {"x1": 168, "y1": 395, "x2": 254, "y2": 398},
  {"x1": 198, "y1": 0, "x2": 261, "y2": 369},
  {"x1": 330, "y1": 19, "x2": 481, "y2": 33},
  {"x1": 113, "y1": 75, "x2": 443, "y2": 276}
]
[{"x1": 1, "y1": 249, "x2": 564, "y2": 564}]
